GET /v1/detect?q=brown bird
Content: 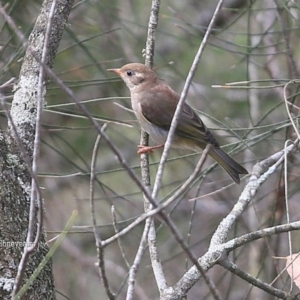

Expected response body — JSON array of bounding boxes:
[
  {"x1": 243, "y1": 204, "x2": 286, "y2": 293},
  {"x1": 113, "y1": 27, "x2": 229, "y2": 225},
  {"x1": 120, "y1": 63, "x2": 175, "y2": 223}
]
[{"x1": 108, "y1": 63, "x2": 248, "y2": 184}]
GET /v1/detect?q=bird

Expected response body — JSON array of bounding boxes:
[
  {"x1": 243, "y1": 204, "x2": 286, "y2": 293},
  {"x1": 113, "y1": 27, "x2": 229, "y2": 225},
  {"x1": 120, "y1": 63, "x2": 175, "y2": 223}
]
[{"x1": 107, "y1": 63, "x2": 248, "y2": 184}]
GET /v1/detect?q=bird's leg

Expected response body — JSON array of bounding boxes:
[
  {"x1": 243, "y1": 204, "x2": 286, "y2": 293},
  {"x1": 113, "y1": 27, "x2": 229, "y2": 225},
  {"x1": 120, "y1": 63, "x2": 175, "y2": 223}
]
[{"x1": 137, "y1": 144, "x2": 164, "y2": 154}]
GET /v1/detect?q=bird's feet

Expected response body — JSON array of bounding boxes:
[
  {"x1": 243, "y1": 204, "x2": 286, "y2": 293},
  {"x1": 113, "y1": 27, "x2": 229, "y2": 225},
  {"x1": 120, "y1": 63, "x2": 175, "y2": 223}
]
[{"x1": 137, "y1": 144, "x2": 164, "y2": 155}]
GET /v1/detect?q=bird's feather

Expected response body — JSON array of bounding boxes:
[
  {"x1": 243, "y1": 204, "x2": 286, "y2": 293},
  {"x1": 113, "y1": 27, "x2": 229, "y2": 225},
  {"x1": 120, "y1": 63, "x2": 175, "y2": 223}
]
[{"x1": 139, "y1": 83, "x2": 220, "y2": 148}]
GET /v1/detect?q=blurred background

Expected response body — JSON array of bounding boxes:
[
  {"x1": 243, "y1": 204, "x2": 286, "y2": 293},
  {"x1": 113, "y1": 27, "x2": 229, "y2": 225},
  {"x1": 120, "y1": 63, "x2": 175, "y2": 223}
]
[{"x1": 1, "y1": 0, "x2": 300, "y2": 299}]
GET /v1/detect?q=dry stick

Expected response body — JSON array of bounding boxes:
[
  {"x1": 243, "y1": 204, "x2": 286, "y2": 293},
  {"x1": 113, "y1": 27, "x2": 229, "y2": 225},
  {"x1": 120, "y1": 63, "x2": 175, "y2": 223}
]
[
  {"x1": 111, "y1": 206, "x2": 131, "y2": 270},
  {"x1": 89, "y1": 129, "x2": 115, "y2": 300},
  {"x1": 140, "y1": 0, "x2": 168, "y2": 294},
  {"x1": 284, "y1": 140, "x2": 294, "y2": 293},
  {"x1": 284, "y1": 80, "x2": 300, "y2": 140},
  {"x1": 126, "y1": 218, "x2": 152, "y2": 300},
  {"x1": 219, "y1": 259, "x2": 290, "y2": 299},
  {"x1": 0, "y1": 77, "x2": 16, "y2": 90},
  {"x1": 223, "y1": 220, "x2": 300, "y2": 253}
]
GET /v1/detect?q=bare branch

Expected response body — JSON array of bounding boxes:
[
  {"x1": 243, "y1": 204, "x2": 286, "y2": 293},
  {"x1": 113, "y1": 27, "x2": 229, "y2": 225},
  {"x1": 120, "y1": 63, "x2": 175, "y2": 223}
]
[
  {"x1": 219, "y1": 259, "x2": 292, "y2": 299},
  {"x1": 89, "y1": 128, "x2": 115, "y2": 300}
]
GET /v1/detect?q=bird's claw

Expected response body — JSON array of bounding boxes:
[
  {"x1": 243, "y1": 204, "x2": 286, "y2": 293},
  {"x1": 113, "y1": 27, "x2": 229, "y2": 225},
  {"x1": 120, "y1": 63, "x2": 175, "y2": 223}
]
[
  {"x1": 137, "y1": 145, "x2": 154, "y2": 155},
  {"x1": 137, "y1": 144, "x2": 164, "y2": 155}
]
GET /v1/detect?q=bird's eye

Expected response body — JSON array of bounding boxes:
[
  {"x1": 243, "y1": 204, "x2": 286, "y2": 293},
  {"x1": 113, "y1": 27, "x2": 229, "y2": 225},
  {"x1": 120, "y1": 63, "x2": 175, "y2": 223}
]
[{"x1": 126, "y1": 70, "x2": 135, "y2": 77}]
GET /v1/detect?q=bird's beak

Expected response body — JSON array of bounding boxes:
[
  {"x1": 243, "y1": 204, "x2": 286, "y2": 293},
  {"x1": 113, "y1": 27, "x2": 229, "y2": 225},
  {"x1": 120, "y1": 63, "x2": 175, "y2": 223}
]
[{"x1": 107, "y1": 68, "x2": 122, "y2": 76}]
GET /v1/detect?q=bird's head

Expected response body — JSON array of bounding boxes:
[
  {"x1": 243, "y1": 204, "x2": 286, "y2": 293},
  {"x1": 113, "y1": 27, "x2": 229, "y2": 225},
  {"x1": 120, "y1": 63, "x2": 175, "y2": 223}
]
[{"x1": 107, "y1": 63, "x2": 158, "y2": 91}]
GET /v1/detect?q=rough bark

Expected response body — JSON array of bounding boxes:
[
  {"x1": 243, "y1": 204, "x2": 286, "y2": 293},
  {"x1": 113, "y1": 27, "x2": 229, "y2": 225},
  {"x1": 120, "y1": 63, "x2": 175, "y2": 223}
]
[{"x1": 0, "y1": 0, "x2": 74, "y2": 299}]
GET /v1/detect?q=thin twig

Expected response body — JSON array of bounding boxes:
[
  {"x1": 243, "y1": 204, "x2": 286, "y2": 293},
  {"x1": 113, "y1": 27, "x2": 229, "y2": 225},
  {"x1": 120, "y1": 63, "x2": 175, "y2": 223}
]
[
  {"x1": 283, "y1": 80, "x2": 300, "y2": 140},
  {"x1": 223, "y1": 220, "x2": 300, "y2": 253},
  {"x1": 126, "y1": 218, "x2": 151, "y2": 300},
  {"x1": 284, "y1": 140, "x2": 293, "y2": 292},
  {"x1": 0, "y1": 77, "x2": 16, "y2": 90},
  {"x1": 111, "y1": 206, "x2": 131, "y2": 270},
  {"x1": 89, "y1": 128, "x2": 115, "y2": 300},
  {"x1": 219, "y1": 259, "x2": 291, "y2": 299}
]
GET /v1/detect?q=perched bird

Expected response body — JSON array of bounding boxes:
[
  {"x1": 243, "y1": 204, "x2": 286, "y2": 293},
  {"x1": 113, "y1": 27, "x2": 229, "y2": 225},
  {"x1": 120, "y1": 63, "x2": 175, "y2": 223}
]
[{"x1": 108, "y1": 63, "x2": 248, "y2": 184}]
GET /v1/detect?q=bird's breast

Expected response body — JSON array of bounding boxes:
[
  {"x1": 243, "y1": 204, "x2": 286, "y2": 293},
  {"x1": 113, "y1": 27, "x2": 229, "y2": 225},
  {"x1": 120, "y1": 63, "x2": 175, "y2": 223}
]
[{"x1": 132, "y1": 100, "x2": 168, "y2": 145}]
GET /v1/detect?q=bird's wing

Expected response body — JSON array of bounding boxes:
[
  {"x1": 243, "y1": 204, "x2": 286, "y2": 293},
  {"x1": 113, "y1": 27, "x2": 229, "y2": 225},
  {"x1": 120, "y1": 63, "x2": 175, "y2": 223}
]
[{"x1": 140, "y1": 85, "x2": 220, "y2": 147}]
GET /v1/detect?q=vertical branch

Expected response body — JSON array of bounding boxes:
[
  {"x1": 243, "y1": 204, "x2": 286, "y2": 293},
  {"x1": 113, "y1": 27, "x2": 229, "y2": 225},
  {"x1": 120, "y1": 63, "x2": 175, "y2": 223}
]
[
  {"x1": 126, "y1": 0, "x2": 167, "y2": 296},
  {"x1": 143, "y1": 0, "x2": 168, "y2": 294},
  {"x1": 140, "y1": 0, "x2": 161, "y2": 187},
  {"x1": 144, "y1": 0, "x2": 160, "y2": 68}
]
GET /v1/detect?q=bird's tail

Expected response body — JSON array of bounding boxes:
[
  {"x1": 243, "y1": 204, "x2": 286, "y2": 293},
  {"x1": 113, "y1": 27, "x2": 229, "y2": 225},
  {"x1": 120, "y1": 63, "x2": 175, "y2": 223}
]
[{"x1": 209, "y1": 147, "x2": 248, "y2": 184}]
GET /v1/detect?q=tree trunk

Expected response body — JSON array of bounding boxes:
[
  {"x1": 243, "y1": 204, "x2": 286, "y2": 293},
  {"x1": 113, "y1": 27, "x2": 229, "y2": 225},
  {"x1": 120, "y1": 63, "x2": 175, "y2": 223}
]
[{"x1": 0, "y1": 1, "x2": 74, "y2": 299}]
